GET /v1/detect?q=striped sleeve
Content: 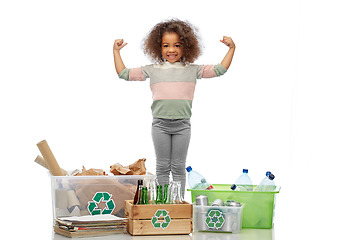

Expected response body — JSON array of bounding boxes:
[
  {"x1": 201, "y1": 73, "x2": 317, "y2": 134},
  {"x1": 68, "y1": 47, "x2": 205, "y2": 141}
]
[
  {"x1": 213, "y1": 64, "x2": 227, "y2": 76},
  {"x1": 118, "y1": 68, "x2": 130, "y2": 80},
  {"x1": 118, "y1": 67, "x2": 147, "y2": 81},
  {"x1": 197, "y1": 64, "x2": 228, "y2": 79}
]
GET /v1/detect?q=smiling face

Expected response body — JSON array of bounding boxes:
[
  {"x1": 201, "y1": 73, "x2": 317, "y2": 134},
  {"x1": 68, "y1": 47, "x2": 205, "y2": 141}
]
[{"x1": 161, "y1": 32, "x2": 183, "y2": 63}]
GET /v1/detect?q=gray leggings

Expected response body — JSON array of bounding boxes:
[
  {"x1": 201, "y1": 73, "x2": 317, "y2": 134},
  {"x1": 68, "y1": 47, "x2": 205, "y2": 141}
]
[{"x1": 151, "y1": 118, "x2": 191, "y2": 197}]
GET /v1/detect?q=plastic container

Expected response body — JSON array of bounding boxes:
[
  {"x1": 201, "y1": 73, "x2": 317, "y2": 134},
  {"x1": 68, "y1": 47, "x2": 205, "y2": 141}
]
[
  {"x1": 188, "y1": 184, "x2": 280, "y2": 229},
  {"x1": 193, "y1": 203, "x2": 245, "y2": 233},
  {"x1": 50, "y1": 173, "x2": 156, "y2": 219},
  {"x1": 186, "y1": 166, "x2": 213, "y2": 190},
  {"x1": 234, "y1": 169, "x2": 253, "y2": 191}
]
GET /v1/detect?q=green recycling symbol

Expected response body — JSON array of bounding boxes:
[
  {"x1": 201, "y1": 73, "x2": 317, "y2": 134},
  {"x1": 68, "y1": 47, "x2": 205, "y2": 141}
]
[
  {"x1": 87, "y1": 192, "x2": 115, "y2": 215},
  {"x1": 205, "y1": 209, "x2": 225, "y2": 229},
  {"x1": 151, "y1": 209, "x2": 171, "y2": 229}
]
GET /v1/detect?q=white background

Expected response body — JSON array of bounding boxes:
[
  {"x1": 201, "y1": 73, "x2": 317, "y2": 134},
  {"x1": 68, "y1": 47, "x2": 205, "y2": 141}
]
[{"x1": 1, "y1": 0, "x2": 343, "y2": 239}]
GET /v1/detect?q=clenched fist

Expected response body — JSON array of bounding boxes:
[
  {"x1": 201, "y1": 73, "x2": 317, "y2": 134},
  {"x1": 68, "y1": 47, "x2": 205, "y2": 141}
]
[
  {"x1": 113, "y1": 39, "x2": 128, "y2": 51},
  {"x1": 220, "y1": 36, "x2": 235, "y2": 49}
]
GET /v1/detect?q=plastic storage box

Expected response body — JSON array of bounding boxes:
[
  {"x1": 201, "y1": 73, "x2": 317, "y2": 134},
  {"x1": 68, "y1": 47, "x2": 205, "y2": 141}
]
[
  {"x1": 50, "y1": 173, "x2": 156, "y2": 219},
  {"x1": 193, "y1": 203, "x2": 245, "y2": 233},
  {"x1": 188, "y1": 184, "x2": 280, "y2": 229}
]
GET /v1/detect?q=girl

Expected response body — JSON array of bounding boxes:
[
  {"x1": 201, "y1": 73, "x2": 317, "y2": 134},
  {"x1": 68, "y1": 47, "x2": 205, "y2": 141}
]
[{"x1": 113, "y1": 19, "x2": 235, "y2": 197}]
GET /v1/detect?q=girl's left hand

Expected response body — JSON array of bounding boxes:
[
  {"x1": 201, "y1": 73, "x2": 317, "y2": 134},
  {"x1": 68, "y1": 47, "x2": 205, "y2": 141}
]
[{"x1": 220, "y1": 36, "x2": 235, "y2": 49}]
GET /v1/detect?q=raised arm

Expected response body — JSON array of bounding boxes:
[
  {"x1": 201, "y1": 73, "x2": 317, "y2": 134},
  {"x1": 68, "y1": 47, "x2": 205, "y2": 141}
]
[
  {"x1": 219, "y1": 36, "x2": 235, "y2": 69},
  {"x1": 113, "y1": 39, "x2": 128, "y2": 74}
]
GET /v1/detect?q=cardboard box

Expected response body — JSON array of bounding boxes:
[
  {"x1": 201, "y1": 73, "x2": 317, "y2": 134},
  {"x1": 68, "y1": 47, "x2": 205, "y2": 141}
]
[{"x1": 125, "y1": 200, "x2": 193, "y2": 235}]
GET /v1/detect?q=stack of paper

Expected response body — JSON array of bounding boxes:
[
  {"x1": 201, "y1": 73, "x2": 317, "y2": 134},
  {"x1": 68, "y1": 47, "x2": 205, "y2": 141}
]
[{"x1": 54, "y1": 215, "x2": 127, "y2": 238}]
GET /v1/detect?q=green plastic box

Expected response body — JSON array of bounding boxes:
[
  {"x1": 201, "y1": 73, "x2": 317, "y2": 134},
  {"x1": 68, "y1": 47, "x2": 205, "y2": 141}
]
[{"x1": 187, "y1": 184, "x2": 280, "y2": 229}]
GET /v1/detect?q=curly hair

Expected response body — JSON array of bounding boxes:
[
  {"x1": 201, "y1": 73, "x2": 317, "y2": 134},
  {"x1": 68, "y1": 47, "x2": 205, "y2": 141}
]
[{"x1": 142, "y1": 19, "x2": 203, "y2": 64}]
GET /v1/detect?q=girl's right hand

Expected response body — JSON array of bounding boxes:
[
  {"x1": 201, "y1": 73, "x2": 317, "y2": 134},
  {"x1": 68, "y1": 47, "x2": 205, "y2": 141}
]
[{"x1": 113, "y1": 39, "x2": 128, "y2": 51}]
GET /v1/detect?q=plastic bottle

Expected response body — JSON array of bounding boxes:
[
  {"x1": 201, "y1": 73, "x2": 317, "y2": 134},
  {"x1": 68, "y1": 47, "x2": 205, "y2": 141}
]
[
  {"x1": 186, "y1": 166, "x2": 214, "y2": 190},
  {"x1": 230, "y1": 184, "x2": 247, "y2": 191},
  {"x1": 234, "y1": 169, "x2": 253, "y2": 191},
  {"x1": 254, "y1": 173, "x2": 276, "y2": 191}
]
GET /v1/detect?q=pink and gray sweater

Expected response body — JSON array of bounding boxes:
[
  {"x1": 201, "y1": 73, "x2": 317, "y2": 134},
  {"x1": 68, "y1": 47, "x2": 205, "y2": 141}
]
[{"x1": 118, "y1": 62, "x2": 227, "y2": 119}]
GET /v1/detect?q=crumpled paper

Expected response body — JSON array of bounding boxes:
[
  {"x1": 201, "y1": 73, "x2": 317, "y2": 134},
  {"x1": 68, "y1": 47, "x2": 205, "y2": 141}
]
[
  {"x1": 74, "y1": 166, "x2": 107, "y2": 176},
  {"x1": 110, "y1": 158, "x2": 146, "y2": 175}
]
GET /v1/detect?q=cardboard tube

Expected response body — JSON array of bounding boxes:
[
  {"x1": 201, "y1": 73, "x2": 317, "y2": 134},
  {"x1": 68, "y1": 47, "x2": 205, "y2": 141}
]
[
  {"x1": 37, "y1": 140, "x2": 63, "y2": 176},
  {"x1": 34, "y1": 155, "x2": 68, "y2": 175},
  {"x1": 55, "y1": 189, "x2": 69, "y2": 209},
  {"x1": 34, "y1": 155, "x2": 49, "y2": 169},
  {"x1": 67, "y1": 189, "x2": 81, "y2": 209}
]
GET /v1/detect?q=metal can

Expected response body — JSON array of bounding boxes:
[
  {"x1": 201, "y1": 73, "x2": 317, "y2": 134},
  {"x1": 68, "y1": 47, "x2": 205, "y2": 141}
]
[
  {"x1": 229, "y1": 201, "x2": 241, "y2": 207},
  {"x1": 225, "y1": 199, "x2": 241, "y2": 207},
  {"x1": 195, "y1": 195, "x2": 208, "y2": 206},
  {"x1": 211, "y1": 199, "x2": 224, "y2": 206}
]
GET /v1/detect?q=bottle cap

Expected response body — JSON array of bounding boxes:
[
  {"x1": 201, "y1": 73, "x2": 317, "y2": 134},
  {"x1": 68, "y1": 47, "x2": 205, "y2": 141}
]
[
  {"x1": 268, "y1": 174, "x2": 275, "y2": 180},
  {"x1": 186, "y1": 166, "x2": 192, "y2": 172},
  {"x1": 230, "y1": 184, "x2": 237, "y2": 190},
  {"x1": 243, "y1": 169, "x2": 248, "y2": 173},
  {"x1": 266, "y1": 171, "x2": 271, "y2": 177}
]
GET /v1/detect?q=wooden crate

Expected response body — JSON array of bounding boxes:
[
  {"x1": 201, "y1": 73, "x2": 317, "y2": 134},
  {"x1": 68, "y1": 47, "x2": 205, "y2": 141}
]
[{"x1": 125, "y1": 200, "x2": 193, "y2": 235}]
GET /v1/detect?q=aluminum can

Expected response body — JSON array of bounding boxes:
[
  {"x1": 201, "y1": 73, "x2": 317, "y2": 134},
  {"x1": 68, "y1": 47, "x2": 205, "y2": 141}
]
[
  {"x1": 224, "y1": 199, "x2": 241, "y2": 207},
  {"x1": 228, "y1": 201, "x2": 241, "y2": 207},
  {"x1": 210, "y1": 198, "x2": 224, "y2": 206},
  {"x1": 195, "y1": 195, "x2": 209, "y2": 206}
]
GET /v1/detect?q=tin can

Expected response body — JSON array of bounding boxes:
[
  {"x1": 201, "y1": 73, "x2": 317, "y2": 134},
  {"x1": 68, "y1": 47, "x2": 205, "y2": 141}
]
[
  {"x1": 211, "y1": 198, "x2": 224, "y2": 206},
  {"x1": 195, "y1": 195, "x2": 208, "y2": 206},
  {"x1": 225, "y1": 199, "x2": 241, "y2": 207}
]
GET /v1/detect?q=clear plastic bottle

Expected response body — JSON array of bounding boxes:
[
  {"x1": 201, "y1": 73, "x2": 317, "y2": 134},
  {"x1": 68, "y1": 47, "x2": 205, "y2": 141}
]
[
  {"x1": 230, "y1": 184, "x2": 247, "y2": 191},
  {"x1": 234, "y1": 169, "x2": 253, "y2": 191},
  {"x1": 186, "y1": 166, "x2": 214, "y2": 190},
  {"x1": 254, "y1": 173, "x2": 276, "y2": 191}
]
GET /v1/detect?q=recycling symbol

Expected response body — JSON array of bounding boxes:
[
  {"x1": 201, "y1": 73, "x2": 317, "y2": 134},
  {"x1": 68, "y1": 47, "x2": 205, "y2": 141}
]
[
  {"x1": 205, "y1": 209, "x2": 225, "y2": 229},
  {"x1": 151, "y1": 209, "x2": 171, "y2": 229},
  {"x1": 87, "y1": 192, "x2": 115, "y2": 215}
]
